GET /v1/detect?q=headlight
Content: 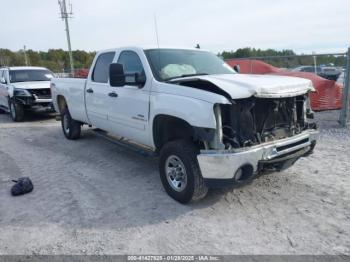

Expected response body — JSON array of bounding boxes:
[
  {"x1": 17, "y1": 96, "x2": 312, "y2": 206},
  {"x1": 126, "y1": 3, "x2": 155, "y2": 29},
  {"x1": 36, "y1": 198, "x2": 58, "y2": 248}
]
[{"x1": 14, "y1": 88, "x2": 32, "y2": 97}]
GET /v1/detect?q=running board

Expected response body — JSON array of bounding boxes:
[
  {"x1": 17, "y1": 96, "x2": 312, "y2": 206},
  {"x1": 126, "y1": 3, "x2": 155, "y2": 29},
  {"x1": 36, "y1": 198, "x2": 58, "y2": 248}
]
[{"x1": 92, "y1": 129, "x2": 157, "y2": 158}]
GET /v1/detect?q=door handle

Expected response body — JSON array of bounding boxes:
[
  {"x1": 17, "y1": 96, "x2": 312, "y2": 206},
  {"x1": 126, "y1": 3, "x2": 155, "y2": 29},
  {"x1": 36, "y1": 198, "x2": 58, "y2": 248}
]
[
  {"x1": 108, "y1": 92, "x2": 118, "y2": 98},
  {"x1": 86, "y1": 88, "x2": 94, "y2": 93}
]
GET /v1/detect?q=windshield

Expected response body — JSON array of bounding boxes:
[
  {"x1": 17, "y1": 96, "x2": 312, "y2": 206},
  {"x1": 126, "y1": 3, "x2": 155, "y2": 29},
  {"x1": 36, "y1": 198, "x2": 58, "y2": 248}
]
[
  {"x1": 9, "y1": 69, "x2": 53, "y2": 83},
  {"x1": 144, "y1": 49, "x2": 235, "y2": 81}
]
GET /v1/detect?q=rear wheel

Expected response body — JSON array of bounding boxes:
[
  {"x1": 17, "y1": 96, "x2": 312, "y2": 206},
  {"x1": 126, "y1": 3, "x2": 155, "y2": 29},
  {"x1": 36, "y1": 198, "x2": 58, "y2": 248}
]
[
  {"x1": 9, "y1": 100, "x2": 24, "y2": 122},
  {"x1": 61, "y1": 107, "x2": 81, "y2": 140},
  {"x1": 159, "y1": 139, "x2": 208, "y2": 203}
]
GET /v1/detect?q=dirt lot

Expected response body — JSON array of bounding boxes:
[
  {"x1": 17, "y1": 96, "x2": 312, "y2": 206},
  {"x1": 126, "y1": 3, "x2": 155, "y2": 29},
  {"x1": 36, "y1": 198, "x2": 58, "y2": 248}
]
[{"x1": 0, "y1": 110, "x2": 349, "y2": 255}]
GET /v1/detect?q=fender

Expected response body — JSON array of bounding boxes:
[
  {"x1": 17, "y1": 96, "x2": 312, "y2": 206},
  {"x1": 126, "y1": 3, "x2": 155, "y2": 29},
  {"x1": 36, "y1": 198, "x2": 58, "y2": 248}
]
[
  {"x1": 150, "y1": 92, "x2": 218, "y2": 130},
  {"x1": 149, "y1": 93, "x2": 229, "y2": 148},
  {"x1": 150, "y1": 80, "x2": 231, "y2": 128}
]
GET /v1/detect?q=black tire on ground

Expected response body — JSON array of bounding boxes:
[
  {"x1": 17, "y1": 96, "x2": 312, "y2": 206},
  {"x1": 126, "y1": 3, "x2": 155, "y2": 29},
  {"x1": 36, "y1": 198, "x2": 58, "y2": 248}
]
[
  {"x1": 9, "y1": 100, "x2": 25, "y2": 122},
  {"x1": 61, "y1": 107, "x2": 81, "y2": 140},
  {"x1": 159, "y1": 139, "x2": 208, "y2": 203}
]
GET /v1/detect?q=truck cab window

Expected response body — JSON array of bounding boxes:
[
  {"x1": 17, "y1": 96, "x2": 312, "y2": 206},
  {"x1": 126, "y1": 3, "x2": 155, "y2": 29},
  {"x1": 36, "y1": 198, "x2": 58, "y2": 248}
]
[
  {"x1": 117, "y1": 51, "x2": 145, "y2": 84},
  {"x1": 92, "y1": 52, "x2": 115, "y2": 83}
]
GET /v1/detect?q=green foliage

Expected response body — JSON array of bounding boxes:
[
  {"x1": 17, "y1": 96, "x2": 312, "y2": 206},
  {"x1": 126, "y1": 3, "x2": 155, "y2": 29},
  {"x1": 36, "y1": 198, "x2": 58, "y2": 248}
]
[
  {"x1": 219, "y1": 47, "x2": 346, "y2": 68},
  {"x1": 0, "y1": 47, "x2": 345, "y2": 71},
  {"x1": 219, "y1": 47, "x2": 296, "y2": 59},
  {"x1": 0, "y1": 48, "x2": 96, "y2": 72}
]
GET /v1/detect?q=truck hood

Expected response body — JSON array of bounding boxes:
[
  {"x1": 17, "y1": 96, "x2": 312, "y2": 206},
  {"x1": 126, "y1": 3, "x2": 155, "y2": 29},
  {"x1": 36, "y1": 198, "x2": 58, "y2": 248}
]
[
  {"x1": 11, "y1": 81, "x2": 51, "y2": 90},
  {"x1": 172, "y1": 74, "x2": 315, "y2": 99}
]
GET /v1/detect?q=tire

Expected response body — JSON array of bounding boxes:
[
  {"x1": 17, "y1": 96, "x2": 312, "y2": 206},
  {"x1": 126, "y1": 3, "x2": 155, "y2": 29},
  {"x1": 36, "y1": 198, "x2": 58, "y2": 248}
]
[
  {"x1": 159, "y1": 139, "x2": 208, "y2": 203},
  {"x1": 9, "y1": 100, "x2": 24, "y2": 122},
  {"x1": 61, "y1": 107, "x2": 81, "y2": 140}
]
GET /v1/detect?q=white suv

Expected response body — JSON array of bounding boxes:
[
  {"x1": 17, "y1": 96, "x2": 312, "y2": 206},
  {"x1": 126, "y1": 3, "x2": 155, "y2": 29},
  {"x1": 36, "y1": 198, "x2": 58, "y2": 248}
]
[{"x1": 0, "y1": 66, "x2": 54, "y2": 121}]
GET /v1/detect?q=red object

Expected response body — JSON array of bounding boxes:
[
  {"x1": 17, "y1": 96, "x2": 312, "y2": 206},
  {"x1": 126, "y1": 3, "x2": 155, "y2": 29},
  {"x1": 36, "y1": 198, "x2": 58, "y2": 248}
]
[
  {"x1": 226, "y1": 59, "x2": 344, "y2": 111},
  {"x1": 73, "y1": 69, "x2": 89, "y2": 78}
]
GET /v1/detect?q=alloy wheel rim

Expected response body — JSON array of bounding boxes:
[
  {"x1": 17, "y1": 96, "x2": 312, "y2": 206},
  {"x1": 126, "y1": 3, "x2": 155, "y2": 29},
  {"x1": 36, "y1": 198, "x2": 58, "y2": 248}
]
[
  {"x1": 10, "y1": 103, "x2": 16, "y2": 119},
  {"x1": 63, "y1": 114, "x2": 70, "y2": 133},
  {"x1": 165, "y1": 155, "x2": 187, "y2": 192}
]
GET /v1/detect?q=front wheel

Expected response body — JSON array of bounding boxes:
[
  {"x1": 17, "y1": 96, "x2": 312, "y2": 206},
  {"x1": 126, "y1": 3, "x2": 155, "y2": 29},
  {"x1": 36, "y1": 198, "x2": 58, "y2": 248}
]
[
  {"x1": 9, "y1": 100, "x2": 24, "y2": 122},
  {"x1": 61, "y1": 107, "x2": 81, "y2": 140},
  {"x1": 159, "y1": 140, "x2": 208, "y2": 203}
]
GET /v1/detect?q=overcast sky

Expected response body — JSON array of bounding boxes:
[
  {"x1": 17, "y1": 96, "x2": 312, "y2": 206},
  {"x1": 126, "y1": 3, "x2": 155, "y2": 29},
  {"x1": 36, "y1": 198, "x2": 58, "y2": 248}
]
[{"x1": 1, "y1": 0, "x2": 349, "y2": 54}]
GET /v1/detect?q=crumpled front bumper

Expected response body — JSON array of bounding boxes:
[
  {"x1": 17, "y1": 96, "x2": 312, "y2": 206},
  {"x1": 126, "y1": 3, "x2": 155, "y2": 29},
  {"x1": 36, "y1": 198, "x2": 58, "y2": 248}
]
[
  {"x1": 14, "y1": 96, "x2": 54, "y2": 112},
  {"x1": 15, "y1": 96, "x2": 52, "y2": 104},
  {"x1": 197, "y1": 129, "x2": 318, "y2": 182}
]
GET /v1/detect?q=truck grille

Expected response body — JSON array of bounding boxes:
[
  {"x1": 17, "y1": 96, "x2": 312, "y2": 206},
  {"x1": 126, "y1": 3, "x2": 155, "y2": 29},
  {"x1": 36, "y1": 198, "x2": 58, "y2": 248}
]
[{"x1": 28, "y1": 88, "x2": 51, "y2": 99}]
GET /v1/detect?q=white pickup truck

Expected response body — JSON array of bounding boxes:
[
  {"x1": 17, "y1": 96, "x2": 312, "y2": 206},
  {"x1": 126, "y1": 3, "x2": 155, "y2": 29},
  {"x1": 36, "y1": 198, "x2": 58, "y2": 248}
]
[{"x1": 51, "y1": 47, "x2": 318, "y2": 203}]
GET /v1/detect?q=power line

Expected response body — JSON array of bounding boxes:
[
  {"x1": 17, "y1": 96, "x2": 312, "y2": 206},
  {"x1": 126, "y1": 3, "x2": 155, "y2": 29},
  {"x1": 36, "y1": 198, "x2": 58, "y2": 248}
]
[{"x1": 58, "y1": 0, "x2": 74, "y2": 75}]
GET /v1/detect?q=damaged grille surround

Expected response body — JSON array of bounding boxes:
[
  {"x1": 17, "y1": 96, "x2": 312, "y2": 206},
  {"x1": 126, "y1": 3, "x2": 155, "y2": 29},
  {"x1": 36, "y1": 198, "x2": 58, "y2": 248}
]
[
  {"x1": 27, "y1": 88, "x2": 52, "y2": 99},
  {"x1": 13, "y1": 88, "x2": 53, "y2": 107},
  {"x1": 219, "y1": 95, "x2": 313, "y2": 149}
]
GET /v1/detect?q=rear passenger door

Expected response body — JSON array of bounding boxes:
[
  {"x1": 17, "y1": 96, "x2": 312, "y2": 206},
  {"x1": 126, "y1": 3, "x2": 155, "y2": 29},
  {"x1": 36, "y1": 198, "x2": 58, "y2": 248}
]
[{"x1": 85, "y1": 51, "x2": 116, "y2": 130}]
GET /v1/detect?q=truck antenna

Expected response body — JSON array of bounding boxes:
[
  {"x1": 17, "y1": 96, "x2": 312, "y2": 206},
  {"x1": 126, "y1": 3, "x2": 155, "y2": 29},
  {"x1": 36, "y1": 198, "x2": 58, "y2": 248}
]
[
  {"x1": 154, "y1": 14, "x2": 160, "y2": 49},
  {"x1": 154, "y1": 13, "x2": 161, "y2": 72}
]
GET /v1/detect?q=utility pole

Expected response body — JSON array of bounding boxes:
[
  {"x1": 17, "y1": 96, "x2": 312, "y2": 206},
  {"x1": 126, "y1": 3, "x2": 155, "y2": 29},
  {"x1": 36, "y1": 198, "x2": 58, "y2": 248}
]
[
  {"x1": 339, "y1": 48, "x2": 350, "y2": 127},
  {"x1": 312, "y1": 52, "x2": 317, "y2": 74},
  {"x1": 58, "y1": 0, "x2": 74, "y2": 75},
  {"x1": 23, "y1": 45, "x2": 29, "y2": 66}
]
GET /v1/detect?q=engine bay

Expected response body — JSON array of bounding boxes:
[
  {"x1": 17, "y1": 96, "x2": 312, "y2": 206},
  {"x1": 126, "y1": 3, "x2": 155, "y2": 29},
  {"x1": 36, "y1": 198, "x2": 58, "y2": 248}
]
[{"x1": 219, "y1": 96, "x2": 315, "y2": 149}]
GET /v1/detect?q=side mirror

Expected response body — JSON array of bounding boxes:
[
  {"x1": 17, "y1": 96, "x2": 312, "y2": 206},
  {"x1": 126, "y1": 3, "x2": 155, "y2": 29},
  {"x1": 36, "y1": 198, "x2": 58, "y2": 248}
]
[
  {"x1": 135, "y1": 72, "x2": 146, "y2": 87},
  {"x1": 124, "y1": 73, "x2": 146, "y2": 88},
  {"x1": 233, "y1": 65, "x2": 240, "y2": 73},
  {"x1": 0, "y1": 77, "x2": 6, "y2": 84},
  {"x1": 109, "y1": 63, "x2": 125, "y2": 87}
]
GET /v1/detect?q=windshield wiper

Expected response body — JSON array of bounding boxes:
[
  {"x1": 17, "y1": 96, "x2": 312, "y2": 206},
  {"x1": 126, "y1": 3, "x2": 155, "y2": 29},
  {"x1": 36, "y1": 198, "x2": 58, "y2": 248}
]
[{"x1": 165, "y1": 73, "x2": 209, "y2": 81}]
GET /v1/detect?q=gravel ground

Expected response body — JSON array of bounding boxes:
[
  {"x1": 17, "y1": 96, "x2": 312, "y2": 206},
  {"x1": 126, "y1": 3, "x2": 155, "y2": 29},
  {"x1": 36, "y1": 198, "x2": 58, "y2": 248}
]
[{"x1": 0, "y1": 110, "x2": 349, "y2": 255}]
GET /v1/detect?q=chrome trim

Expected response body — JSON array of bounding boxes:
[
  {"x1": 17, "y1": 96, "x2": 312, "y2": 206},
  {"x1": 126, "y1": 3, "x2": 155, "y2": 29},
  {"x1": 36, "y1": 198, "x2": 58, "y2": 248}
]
[
  {"x1": 34, "y1": 98, "x2": 52, "y2": 103},
  {"x1": 210, "y1": 104, "x2": 225, "y2": 150},
  {"x1": 197, "y1": 130, "x2": 318, "y2": 179}
]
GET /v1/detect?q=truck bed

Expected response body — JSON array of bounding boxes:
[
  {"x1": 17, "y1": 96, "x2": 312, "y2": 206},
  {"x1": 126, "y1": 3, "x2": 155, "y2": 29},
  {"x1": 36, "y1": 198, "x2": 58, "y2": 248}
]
[{"x1": 51, "y1": 77, "x2": 89, "y2": 124}]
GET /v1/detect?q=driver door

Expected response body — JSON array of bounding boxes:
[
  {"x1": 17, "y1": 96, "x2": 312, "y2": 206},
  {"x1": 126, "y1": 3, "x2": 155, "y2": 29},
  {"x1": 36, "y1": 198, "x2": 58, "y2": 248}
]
[{"x1": 105, "y1": 50, "x2": 150, "y2": 146}]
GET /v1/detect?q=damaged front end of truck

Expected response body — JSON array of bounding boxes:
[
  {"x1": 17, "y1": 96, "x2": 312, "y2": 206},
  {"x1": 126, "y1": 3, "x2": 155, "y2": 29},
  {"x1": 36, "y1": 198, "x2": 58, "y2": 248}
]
[
  {"x1": 171, "y1": 75, "x2": 319, "y2": 187},
  {"x1": 219, "y1": 96, "x2": 317, "y2": 149}
]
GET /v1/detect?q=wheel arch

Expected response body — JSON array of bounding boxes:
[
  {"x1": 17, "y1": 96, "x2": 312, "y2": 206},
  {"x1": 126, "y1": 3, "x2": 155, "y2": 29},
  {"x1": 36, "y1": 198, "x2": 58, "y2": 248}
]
[
  {"x1": 56, "y1": 95, "x2": 67, "y2": 114},
  {"x1": 152, "y1": 114, "x2": 215, "y2": 151}
]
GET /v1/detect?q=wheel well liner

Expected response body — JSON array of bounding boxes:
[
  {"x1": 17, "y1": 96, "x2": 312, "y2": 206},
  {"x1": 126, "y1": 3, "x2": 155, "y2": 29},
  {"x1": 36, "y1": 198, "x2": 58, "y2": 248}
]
[
  {"x1": 57, "y1": 95, "x2": 67, "y2": 113},
  {"x1": 153, "y1": 114, "x2": 215, "y2": 150}
]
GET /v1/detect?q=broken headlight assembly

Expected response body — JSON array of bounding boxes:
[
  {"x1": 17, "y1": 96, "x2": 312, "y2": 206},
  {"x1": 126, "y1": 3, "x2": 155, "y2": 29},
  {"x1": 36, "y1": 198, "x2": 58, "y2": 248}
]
[{"x1": 13, "y1": 88, "x2": 32, "y2": 97}]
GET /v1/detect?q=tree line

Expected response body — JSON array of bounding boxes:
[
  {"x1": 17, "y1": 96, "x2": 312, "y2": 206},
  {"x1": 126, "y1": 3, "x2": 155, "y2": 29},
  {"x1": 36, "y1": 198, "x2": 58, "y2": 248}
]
[
  {"x1": 219, "y1": 48, "x2": 346, "y2": 68},
  {"x1": 0, "y1": 47, "x2": 346, "y2": 72},
  {"x1": 0, "y1": 48, "x2": 96, "y2": 72}
]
